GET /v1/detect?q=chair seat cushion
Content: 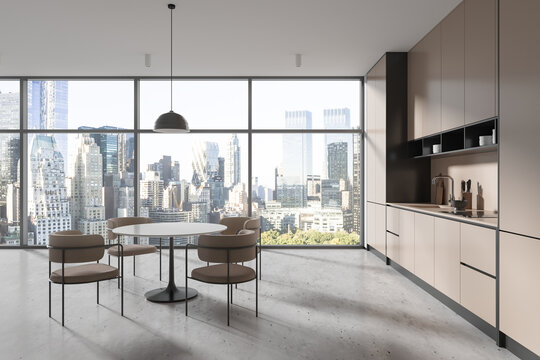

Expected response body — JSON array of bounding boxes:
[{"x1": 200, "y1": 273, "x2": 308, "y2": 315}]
[
  {"x1": 191, "y1": 264, "x2": 255, "y2": 284},
  {"x1": 50, "y1": 263, "x2": 119, "y2": 284},
  {"x1": 108, "y1": 244, "x2": 157, "y2": 257}
]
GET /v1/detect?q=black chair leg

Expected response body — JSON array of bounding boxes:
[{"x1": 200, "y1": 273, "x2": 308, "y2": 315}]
[
  {"x1": 227, "y1": 284, "x2": 230, "y2": 326},
  {"x1": 159, "y1": 238, "x2": 162, "y2": 282},
  {"x1": 133, "y1": 256, "x2": 136, "y2": 276},
  {"x1": 230, "y1": 284, "x2": 233, "y2": 304},
  {"x1": 62, "y1": 282, "x2": 64, "y2": 326},
  {"x1": 259, "y1": 251, "x2": 262, "y2": 280},
  {"x1": 121, "y1": 259, "x2": 124, "y2": 317},
  {"x1": 97, "y1": 281, "x2": 99, "y2": 304},
  {"x1": 48, "y1": 282, "x2": 51, "y2": 318}
]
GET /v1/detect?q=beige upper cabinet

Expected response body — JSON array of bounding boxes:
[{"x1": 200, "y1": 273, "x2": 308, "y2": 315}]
[
  {"x1": 500, "y1": 0, "x2": 540, "y2": 240},
  {"x1": 464, "y1": 0, "x2": 497, "y2": 124},
  {"x1": 441, "y1": 2, "x2": 465, "y2": 131},
  {"x1": 408, "y1": 26, "x2": 441, "y2": 139}
]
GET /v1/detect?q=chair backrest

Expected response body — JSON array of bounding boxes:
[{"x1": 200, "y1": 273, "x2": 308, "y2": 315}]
[
  {"x1": 107, "y1": 217, "x2": 153, "y2": 240},
  {"x1": 49, "y1": 230, "x2": 105, "y2": 264},
  {"x1": 219, "y1": 216, "x2": 251, "y2": 235},
  {"x1": 243, "y1": 217, "x2": 261, "y2": 236},
  {"x1": 197, "y1": 229, "x2": 258, "y2": 263}
]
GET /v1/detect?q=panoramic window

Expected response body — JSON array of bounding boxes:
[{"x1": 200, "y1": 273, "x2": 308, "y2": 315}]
[{"x1": 0, "y1": 77, "x2": 361, "y2": 247}]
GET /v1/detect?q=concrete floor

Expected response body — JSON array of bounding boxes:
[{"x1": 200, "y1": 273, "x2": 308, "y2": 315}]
[{"x1": 0, "y1": 249, "x2": 518, "y2": 360}]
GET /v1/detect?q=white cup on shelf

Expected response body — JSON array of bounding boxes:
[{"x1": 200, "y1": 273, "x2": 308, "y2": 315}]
[{"x1": 432, "y1": 144, "x2": 441, "y2": 154}]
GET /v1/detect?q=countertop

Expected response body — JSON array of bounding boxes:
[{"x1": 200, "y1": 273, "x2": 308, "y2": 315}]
[{"x1": 387, "y1": 203, "x2": 498, "y2": 229}]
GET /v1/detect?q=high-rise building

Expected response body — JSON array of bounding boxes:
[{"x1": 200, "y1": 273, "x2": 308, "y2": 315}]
[
  {"x1": 172, "y1": 161, "x2": 180, "y2": 182},
  {"x1": 352, "y1": 132, "x2": 362, "y2": 234},
  {"x1": 159, "y1": 155, "x2": 172, "y2": 186},
  {"x1": 323, "y1": 108, "x2": 351, "y2": 179},
  {"x1": 70, "y1": 134, "x2": 107, "y2": 238},
  {"x1": 225, "y1": 134, "x2": 240, "y2": 188},
  {"x1": 321, "y1": 179, "x2": 341, "y2": 208},
  {"x1": 282, "y1": 111, "x2": 312, "y2": 184},
  {"x1": 141, "y1": 170, "x2": 164, "y2": 209},
  {"x1": 306, "y1": 175, "x2": 321, "y2": 201},
  {"x1": 28, "y1": 81, "x2": 68, "y2": 167},
  {"x1": 28, "y1": 135, "x2": 71, "y2": 245},
  {"x1": 327, "y1": 142, "x2": 348, "y2": 181},
  {"x1": 79, "y1": 126, "x2": 121, "y2": 181},
  {"x1": 192, "y1": 141, "x2": 219, "y2": 184},
  {"x1": 0, "y1": 91, "x2": 20, "y2": 211},
  {"x1": 117, "y1": 186, "x2": 134, "y2": 217}
]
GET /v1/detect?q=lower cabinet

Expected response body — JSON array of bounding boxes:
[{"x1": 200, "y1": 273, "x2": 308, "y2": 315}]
[
  {"x1": 500, "y1": 232, "x2": 540, "y2": 355},
  {"x1": 387, "y1": 232, "x2": 399, "y2": 263},
  {"x1": 460, "y1": 265, "x2": 496, "y2": 326},
  {"x1": 434, "y1": 218, "x2": 461, "y2": 302},
  {"x1": 367, "y1": 202, "x2": 386, "y2": 255},
  {"x1": 398, "y1": 209, "x2": 415, "y2": 272},
  {"x1": 414, "y1": 213, "x2": 435, "y2": 286}
]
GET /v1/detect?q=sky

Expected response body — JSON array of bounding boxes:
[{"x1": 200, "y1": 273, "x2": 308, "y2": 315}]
[{"x1": 1, "y1": 79, "x2": 361, "y2": 189}]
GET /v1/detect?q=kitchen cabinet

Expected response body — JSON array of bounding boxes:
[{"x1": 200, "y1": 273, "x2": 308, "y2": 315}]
[
  {"x1": 441, "y1": 2, "x2": 465, "y2": 131},
  {"x1": 414, "y1": 213, "x2": 435, "y2": 285},
  {"x1": 387, "y1": 232, "x2": 399, "y2": 264},
  {"x1": 461, "y1": 264, "x2": 496, "y2": 326},
  {"x1": 367, "y1": 202, "x2": 386, "y2": 256},
  {"x1": 500, "y1": 0, "x2": 540, "y2": 240},
  {"x1": 460, "y1": 223, "x2": 495, "y2": 276},
  {"x1": 398, "y1": 210, "x2": 415, "y2": 272},
  {"x1": 365, "y1": 56, "x2": 386, "y2": 204},
  {"x1": 408, "y1": 26, "x2": 441, "y2": 139},
  {"x1": 434, "y1": 218, "x2": 460, "y2": 302},
  {"x1": 464, "y1": 0, "x2": 497, "y2": 124},
  {"x1": 500, "y1": 231, "x2": 540, "y2": 356},
  {"x1": 386, "y1": 206, "x2": 399, "y2": 235}
]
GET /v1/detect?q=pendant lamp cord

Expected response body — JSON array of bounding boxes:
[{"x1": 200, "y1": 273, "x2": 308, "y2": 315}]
[{"x1": 170, "y1": 6, "x2": 173, "y2": 111}]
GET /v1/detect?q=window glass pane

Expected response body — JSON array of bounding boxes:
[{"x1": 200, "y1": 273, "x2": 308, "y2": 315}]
[
  {"x1": 27, "y1": 80, "x2": 134, "y2": 130},
  {"x1": 0, "y1": 134, "x2": 20, "y2": 245},
  {"x1": 0, "y1": 81, "x2": 20, "y2": 130},
  {"x1": 139, "y1": 133, "x2": 247, "y2": 245},
  {"x1": 140, "y1": 80, "x2": 248, "y2": 130},
  {"x1": 252, "y1": 80, "x2": 361, "y2": 129},
  {"x1": 252, "y1": 133, "x2": 361, "y2": 245},
  {"x1": 27, "y1": 133, "x2": 134, "y2": 246}
]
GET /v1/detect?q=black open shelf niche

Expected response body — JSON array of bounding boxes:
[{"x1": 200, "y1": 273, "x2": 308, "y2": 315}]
[{"x1": 409, "y1": 117, "x2": 498, "y2": 158}]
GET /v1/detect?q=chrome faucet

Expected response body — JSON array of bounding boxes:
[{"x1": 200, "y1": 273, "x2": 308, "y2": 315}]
[{"x1": 432, "y1": 175, "x2": 455, "y2": 203}]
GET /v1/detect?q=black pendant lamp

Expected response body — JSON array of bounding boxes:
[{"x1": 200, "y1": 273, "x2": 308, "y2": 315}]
[{"x1": 154, "y1": 4, "x2": 189, "y2": 133}]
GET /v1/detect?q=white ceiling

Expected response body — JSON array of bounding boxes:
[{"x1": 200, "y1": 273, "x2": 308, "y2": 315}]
[{"x1": 0, "y1": 0, "x2": 460, "y2": 77}]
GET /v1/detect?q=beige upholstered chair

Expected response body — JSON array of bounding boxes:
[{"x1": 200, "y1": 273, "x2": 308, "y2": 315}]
[
  {"x1": 219, "y1": 216, "x2": 263, "y2": 279},
  {"x1": 48, "y1": 230, "x2": 123, "y2": 326},
  {"x1": 107, "y1": 217, "x2": 160, "y2": 279},
  {"x1": 185, "y1": 229, "x2": 259, "y2": 326}
]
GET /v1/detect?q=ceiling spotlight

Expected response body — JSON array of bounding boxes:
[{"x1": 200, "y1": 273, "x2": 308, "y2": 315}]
[
  {"x1": 145, "y1": 54, "x2": 152, "y2": 68},
  {"x1": 295, "y1": 54, "x2": 302, "y2": 68}
]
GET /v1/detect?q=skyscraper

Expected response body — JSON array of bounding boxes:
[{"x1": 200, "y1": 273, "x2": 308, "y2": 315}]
[
  {"x1": 28, "y1": 81, "x2": 68, "y2": 167},
  {"x1": 141, "y1": 170, "x2": 164, "y2": 209},
  {"x1": 0, "y1": 91, "x2": 20, "y2": 210},
  {"x1": 28, "y1": 135, "x2": 71, "y2": 245},
  {"x1": 282, "y1": 111, "x2": 312, "y2": 184},
  {"x1": 327, "y1": 142, "x2": 348, "y2": 181},
  {"x1": 323, "y1": 108, "x2": 351, "y2": 179},
  {"x1": 225, "y1": 134, "x2": 241, "y2": 188},
  {"x1": 192, "y1": 141, "x2": 219, "y2": 184},
  {"x1": 70, "y1": 134, "x2": 107, "y2": 237}
]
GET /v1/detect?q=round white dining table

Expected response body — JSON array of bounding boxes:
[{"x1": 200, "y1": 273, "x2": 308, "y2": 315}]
[{"x1": 112, "y1": 222, "x2": 226, "y2": 303}]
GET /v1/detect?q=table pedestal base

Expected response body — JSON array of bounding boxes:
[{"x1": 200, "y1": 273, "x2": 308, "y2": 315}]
[{"x1": 145, "y1": 287, "x2": 198, "y2": 303}]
